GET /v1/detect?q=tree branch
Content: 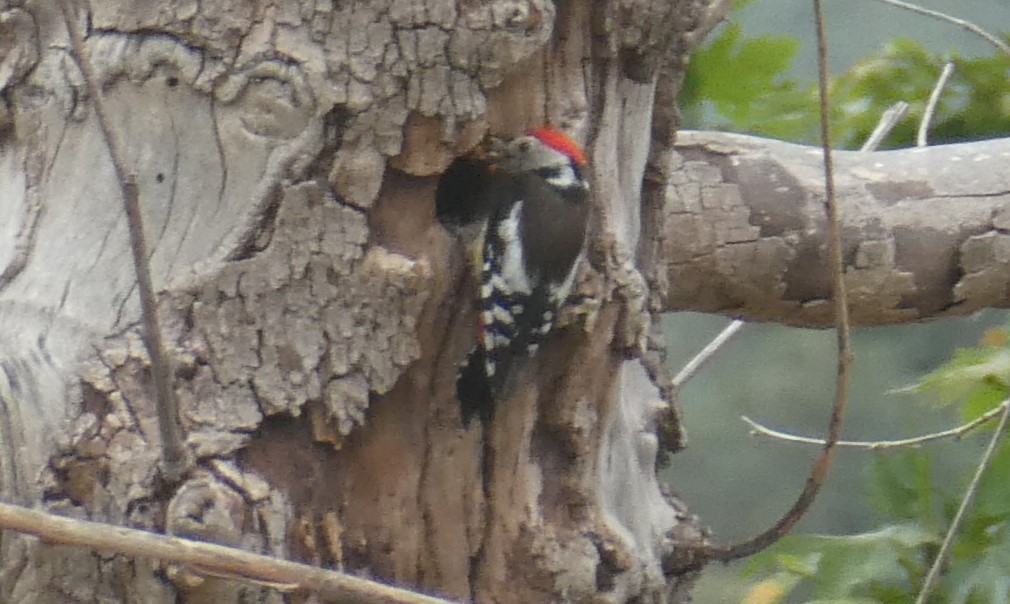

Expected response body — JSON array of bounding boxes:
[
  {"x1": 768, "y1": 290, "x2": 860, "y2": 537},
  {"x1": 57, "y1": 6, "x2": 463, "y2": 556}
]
[
  {"x1": 666, "y1": 132, "x2": 1010, "y2": 325},
  {"x1": 917, "y1": 61, "x2": 954, "y2": 148},
  {"x1": 0, "y1": 501, "x2": 457, "y2": 604},
  {"x1": 669, "y1": 91, "x2": 908, "y2": 394},
  {"x1": 742, "y1": 400, "x2": 1010, "y2": 449},
  {"x1": 859, "y1": 102, "x2": 909, "y2": 152},
  {"x1": 670, "y1": 319, "x2": 744, "y2": 392}
]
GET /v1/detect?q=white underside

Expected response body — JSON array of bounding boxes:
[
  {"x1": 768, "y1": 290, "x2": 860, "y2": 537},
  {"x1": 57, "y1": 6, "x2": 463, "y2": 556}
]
[{"x1": 497, "y1": 201, "x2": 532, "y2": 294}]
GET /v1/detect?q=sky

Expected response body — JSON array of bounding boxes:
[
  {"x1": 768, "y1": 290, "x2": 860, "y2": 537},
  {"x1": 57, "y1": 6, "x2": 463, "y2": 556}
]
[{"x1": 739, "y1": 0, "x2": 1010, "y2": 77}]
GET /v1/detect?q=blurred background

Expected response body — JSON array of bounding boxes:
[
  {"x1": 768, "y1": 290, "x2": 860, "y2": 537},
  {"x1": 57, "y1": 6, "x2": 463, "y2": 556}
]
[{"x1": 665, "y1": 0, "x2": 1010, "y2": 600}]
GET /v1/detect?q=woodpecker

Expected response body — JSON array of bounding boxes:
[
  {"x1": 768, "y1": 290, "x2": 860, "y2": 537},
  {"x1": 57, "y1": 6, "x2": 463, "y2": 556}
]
[
  {"x1": 454, "y1": 126, "x2": 591, "y2": 425},
  {"x1": 436, "y1": 149, "x2": 497, "y2": 282}
]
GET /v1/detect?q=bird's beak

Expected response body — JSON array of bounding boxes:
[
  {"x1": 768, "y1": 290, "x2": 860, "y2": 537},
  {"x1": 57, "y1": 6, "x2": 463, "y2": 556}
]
[
  {"x1": 482, "y1": 135, "x2": 508, "y2": 163},
  {"x1": 460, "y1": 134, "x2": 508, "y2": 173}
]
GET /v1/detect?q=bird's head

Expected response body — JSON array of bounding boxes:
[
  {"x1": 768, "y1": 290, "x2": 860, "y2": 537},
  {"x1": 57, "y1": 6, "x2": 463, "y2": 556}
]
[{"x1": 490, "y1": 126, "x2": 587, "y2": 174}]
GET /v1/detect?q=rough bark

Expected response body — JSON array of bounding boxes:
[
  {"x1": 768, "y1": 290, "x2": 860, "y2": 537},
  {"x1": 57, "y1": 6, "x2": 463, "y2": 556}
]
[
  {"x1": 663, "y1": 131, "x2": 1010, "y2": 326},
  {"x1": 0, "y1": 0, "x2": 712, "y2": 602},
  {"x1": 0, "y1": 1, "x2": 1007, "y2": 604}
]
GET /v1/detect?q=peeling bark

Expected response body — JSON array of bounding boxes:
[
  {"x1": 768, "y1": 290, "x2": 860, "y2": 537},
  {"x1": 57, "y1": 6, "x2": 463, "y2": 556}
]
[{"x1": 0, "y1": 1, "x2": 1006, "y2": 603}]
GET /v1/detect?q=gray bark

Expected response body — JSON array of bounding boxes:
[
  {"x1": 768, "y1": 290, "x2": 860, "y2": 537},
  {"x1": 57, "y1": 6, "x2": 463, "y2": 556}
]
[
  {"x1": 663, "y1": 131, "x2": 1010, "y2": 325},
  {"x1": 0, "y1": 0, "x2": 711, "y2": 602},
  {"x1": 0, "y1": 1, "x2": 1007, "y2": 603}
]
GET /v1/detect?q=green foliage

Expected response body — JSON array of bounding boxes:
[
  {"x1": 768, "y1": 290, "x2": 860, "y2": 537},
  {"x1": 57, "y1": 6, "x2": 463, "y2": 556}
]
[
  {"x1": 831, "y1": 39, "x2": 1010, "y2": 149},
  {"x1": 680, "y1": 28, "x2": 1010, "y2": 148},
  {"x1": 684, "y1": 14, "x2": 1010, "y2": 602},
  {"x1": 906, "y1": 332, "x2": 1010, "y2": 416},
  {"x1": 865, "y1": 450, "x2": 938, "y2": 528},
  {"x1": 745, "y1": 524, "x2": 936, "y2": 602},
  {"x1": 741, "y1": 324, "x2": 1010, "y2": 602},
  {"x1": 679, "y1": 24, "x2": 818, "y2": 142}
]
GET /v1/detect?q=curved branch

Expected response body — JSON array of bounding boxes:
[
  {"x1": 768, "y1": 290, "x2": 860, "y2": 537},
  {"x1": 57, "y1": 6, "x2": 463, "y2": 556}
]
[
  {"x1": 701, "y1": 2, "x2": 852, "y2": 561},
  {"x1": 664, "y1": 131, "x2": 1010, "y2": 326}
]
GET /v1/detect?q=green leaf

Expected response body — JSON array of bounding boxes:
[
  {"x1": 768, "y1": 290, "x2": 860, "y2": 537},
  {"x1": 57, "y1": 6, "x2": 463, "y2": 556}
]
[
  {"x1": 910, "y1": 346, "x2": 1010, "y2": 408},
  {"x1": 689, "y1": 24, "x2": 797, "y2": 110},
  {"x1": 944, "y1": 542, "x2": 1010, "y2": 604},
  {"x1": 684, "y1": 33, "x2": 1010, "y2": 148},
  {"x1": 960, "y1": 377, "x2": 1010, "y2": 423},
  {"x1": 742, "y1": 572, "x2": 804, "y2": 604},
  {"x1": 745, "y1": 549, "x2": 819, "y2": 578},
  {"x1": 866, "y1": 450, "x2": 937, "y2": 525},
  {"x1": 745, "y1": 525, "x2": 937, "y2": 599},
  {"x1": 970, "y1": 439, "x2": 1010, "y2": 520},
  {"x1": 681, "y1": 23, "x2": 816, "y2": 140},
  {"x1": 803, "y1": 526, "x2": 935, "y2": 597}
]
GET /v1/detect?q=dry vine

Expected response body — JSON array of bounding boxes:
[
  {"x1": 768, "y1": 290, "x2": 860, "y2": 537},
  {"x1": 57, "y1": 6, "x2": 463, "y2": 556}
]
[
  {"x1": 57, "y1": 0, "x2": 189, "y2": 480},
  {"x1": 689, "y1": 0, "x2": 853, "y2": 563}
]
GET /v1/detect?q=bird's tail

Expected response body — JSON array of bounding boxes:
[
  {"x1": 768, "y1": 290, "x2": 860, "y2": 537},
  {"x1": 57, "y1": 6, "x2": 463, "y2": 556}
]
[{"x1": 456, "y1": 347, "x2": 497, "y2": 427}]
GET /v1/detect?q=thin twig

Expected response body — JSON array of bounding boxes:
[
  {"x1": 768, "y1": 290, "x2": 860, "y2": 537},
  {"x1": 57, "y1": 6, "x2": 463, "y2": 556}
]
[
  {"x1": 742, "y1": 400, "x2": 1010, "y2": 449},
  {"x1": 859, "y1": 101, "x2": 909, "y2": 152},
  {"x1": 914, "y1": 399, "x2": 1010, "y2": 604},
  {"x1": 670, "y1": 320, "x2": 744, "y2": 392},
  {"x1": 869, "y1": 0, "x2": 1010, "y2": 57},
  {"x1": 57, "y1": 1, "x2": 189, "y2": 480},
  {"x1": 0, "y1": 501, "x2": 456, "y2": 604},
  {"x1": 698, "y1": 0, "x2": 852, "y2": 562},
  {"x1": 917, "y1": 61, "x2": 954, "y2": 147}
]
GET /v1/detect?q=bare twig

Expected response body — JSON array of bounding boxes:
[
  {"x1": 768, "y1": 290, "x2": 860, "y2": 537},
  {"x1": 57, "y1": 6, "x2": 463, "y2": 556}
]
[
  {"x1": 57, "y1": 1, "x2": 189, "y2": 480},
  {"x1": 868, "y1": 0, "x2": 1010, "y2": 58},
  {"x1": 697, "y1": 0, "x2": 852, "y2": 563},
  {"x1": 0, "y1": 501, "x2": 456, "y2": 603},
  {"x1": 742, "y1": 400, "x2": 1010, "y2": 449},
  {"x1": 671, "y1": 320, "x2": 744, "y2": 392},
  {"x1": 917, "y1": 61, "x2": 955, "y2": 147},
  {"x1": 859, "y1": 101, "x2": 909, "y2": 152},
  {"x1": 914, "y1": 399, "x2": 1010, "y2": 604}
]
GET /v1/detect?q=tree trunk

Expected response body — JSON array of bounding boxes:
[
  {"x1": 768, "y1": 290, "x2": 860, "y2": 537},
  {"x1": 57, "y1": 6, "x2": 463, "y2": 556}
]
[{"x1": 0, "y1": 1, "x2": 1007, "y2": 603}]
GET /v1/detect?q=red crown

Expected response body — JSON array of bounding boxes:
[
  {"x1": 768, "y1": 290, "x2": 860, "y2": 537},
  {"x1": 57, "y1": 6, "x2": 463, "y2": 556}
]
[{"x1": 527, "y1": 126, "x2": 587, "y2": 167}]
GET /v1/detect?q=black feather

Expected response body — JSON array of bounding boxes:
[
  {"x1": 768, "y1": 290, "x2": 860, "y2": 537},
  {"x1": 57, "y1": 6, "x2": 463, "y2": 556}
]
[
  {"x1": 435, "y1": 156, "x2": 495, "y2": 230},
  {"x1": 457, "y1": 347, "x2": 496, "y2": 427}
]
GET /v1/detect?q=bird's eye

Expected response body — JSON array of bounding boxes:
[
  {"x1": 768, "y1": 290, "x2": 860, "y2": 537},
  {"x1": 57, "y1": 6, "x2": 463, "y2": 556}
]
[{"x1": 517, "y1": 140, "x2": 532, "y2": 154}]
